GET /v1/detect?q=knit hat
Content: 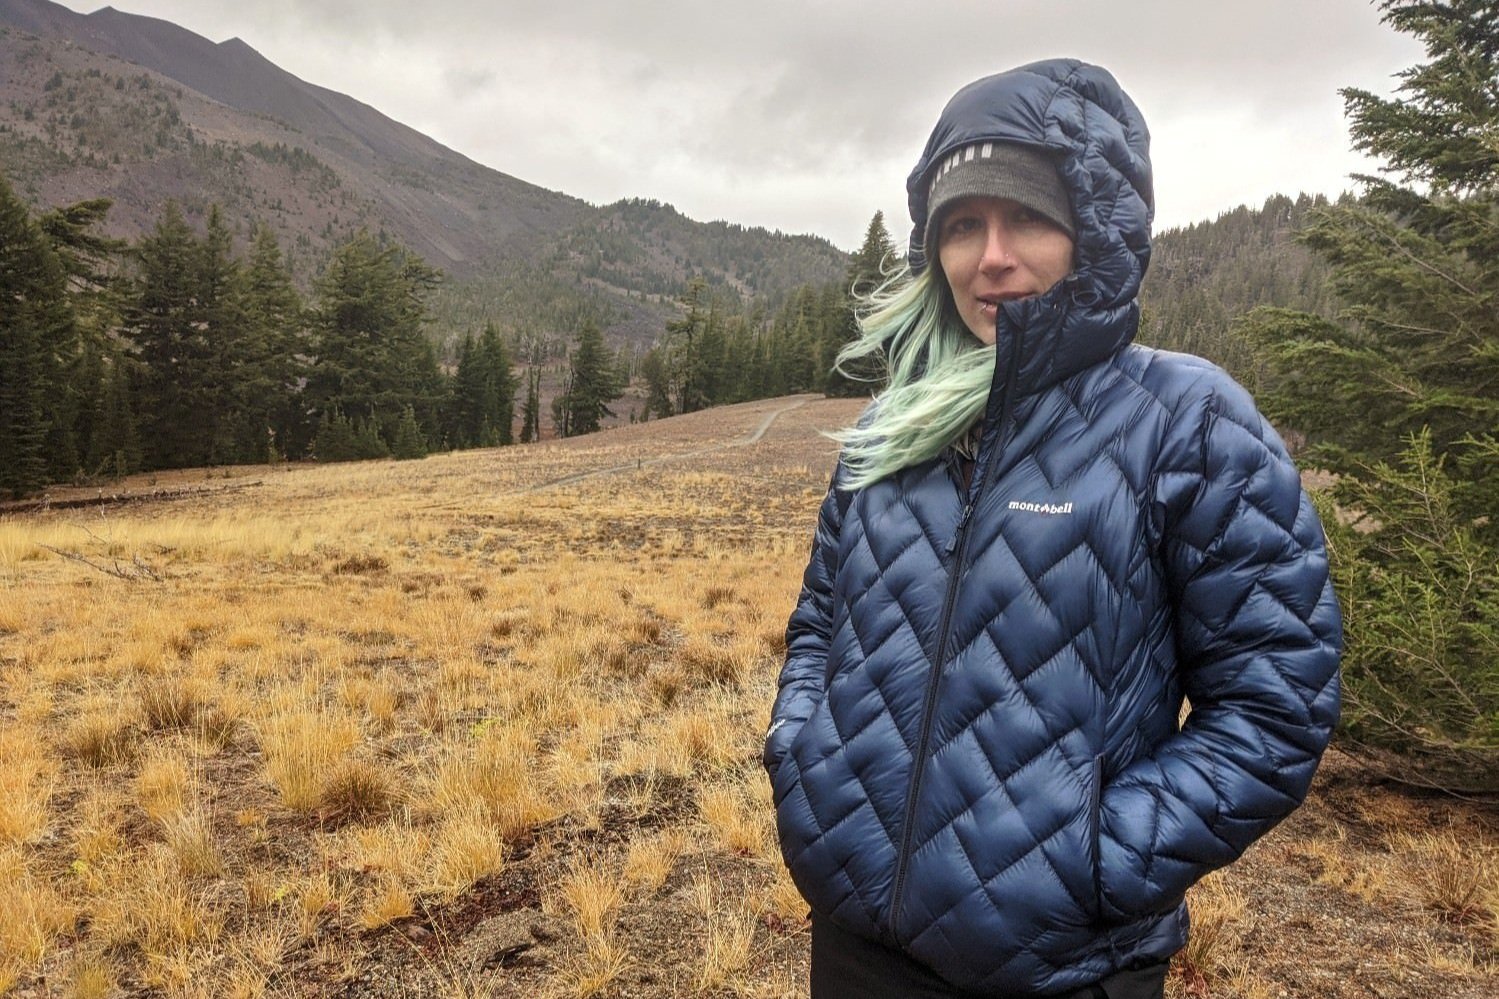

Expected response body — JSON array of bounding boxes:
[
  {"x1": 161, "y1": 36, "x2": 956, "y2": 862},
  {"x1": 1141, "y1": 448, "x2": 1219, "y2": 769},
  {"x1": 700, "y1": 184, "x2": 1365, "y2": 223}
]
[{"x1": 926, "y1": 142, "x2": 1074, "y2": 240}]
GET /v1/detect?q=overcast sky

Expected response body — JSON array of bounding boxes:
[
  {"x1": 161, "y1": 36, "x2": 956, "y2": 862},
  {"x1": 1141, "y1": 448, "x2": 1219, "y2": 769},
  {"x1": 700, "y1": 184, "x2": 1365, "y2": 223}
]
[{"x1": 55, "y1": 0, "x2": 1424, "y2": 250}]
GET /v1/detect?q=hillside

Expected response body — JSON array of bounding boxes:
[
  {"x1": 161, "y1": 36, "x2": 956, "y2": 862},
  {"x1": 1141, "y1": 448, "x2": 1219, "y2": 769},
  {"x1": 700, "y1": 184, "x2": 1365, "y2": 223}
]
[
  {"x1": 1, "y1": 398, "x2": 1495, "y2": 998},
  {"x1": 0, "y1": 0, "x2": 848, "y2": 346},
  {"x1": 1140, "y1": 192, "x2": 1337, "y2": 379}
]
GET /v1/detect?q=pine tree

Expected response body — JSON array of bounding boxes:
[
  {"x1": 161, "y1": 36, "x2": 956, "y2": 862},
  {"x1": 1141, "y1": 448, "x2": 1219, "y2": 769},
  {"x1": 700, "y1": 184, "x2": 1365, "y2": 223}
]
[
  {"x1": 828, "y1": 211, "x2": 894, "y2": 396},
  {"x1": 237, "y1": 224, "x2": 307, "y2": 461},
  {"x1": 520, "y1": 367, "x2": 541, "y2": 444},
  {"x1": 665, "y1": 278, "x2": 706, "y2": 413},
  {"x1": 449, "y1": 331, "x2": 481, "y2": 449},
  {"x1": 476, "y1": 322, "x2": 517, "y2": 445},
  {"x1": 308, "y1": 230, "x2": 442, "y2": 448},
  {"x1": 313, "y1": 408, "x2": 359, "y2": 462},
  {"x1": 562, "y1": 321, "x2": 621, "y2": 436},
  {"x1": 391, "y1": 405, "x2": 427, "y2": 459},
  {"x1": 88, "y1": 351, "x2": 143, "y2": 478},
  {"x1": 1245, "y1": 1, "x2": 1498, "y2": 482},
  {"x1": 37, "y1": 196, "x2": 120, "y2": 480},
  {"x1": 0, "y1": 174, "x2": 58, "y2": 497},
  {"x1": 1241, "y1": 0, "x2": 1499, "y2": 788},
  {"x1": 124, "y1": 202, "x2": 214, "y2": 469},
  {"x1": 199, "y1": 205, "x2": 244, "y2": 464},
  {"x1": 692, "y1": 300, "x2": 727, "y2": 408}
]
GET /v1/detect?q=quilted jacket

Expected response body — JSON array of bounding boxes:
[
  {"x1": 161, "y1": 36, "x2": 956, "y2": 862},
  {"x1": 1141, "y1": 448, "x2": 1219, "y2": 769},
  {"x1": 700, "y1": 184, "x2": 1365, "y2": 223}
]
[{"x1": 764, "y1": 60, "x2": 1342, "y2": 997}]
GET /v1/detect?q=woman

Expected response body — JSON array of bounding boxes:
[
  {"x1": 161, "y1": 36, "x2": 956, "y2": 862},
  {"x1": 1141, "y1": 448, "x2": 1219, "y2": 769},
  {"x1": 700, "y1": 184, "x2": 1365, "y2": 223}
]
[{"x1": 764, "y1": 59, "x2": 1342, "y2": 999}]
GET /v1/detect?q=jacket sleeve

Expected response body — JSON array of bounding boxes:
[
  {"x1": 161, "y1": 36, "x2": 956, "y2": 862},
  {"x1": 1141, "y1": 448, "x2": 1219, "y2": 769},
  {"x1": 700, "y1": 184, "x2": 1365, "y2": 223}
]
[
  {"x1": 763, "y1": 461, "x2": 846, "y2": 782},
  {"x1": 1097, "y1": 372, "x2": 1342, "y2": 921}
]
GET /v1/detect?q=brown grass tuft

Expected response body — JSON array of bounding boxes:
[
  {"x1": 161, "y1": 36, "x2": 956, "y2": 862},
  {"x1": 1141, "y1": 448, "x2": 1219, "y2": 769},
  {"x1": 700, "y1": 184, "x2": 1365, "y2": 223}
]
[
  {"x1": 433, "y1": 722, "x2": 557, "y2": 840},
  {"x1": 0, "y1": 729, "x2": 55, "y2": 845},
  {"x1": 429, "y1": 812, "x2": 506, "y2": 896},
  {"x1": 161, "y1": 809, "x2": 224, "y2": 878},
  {"x1": 358, "y1": 877, "x2": 415, "y2": 930},
  {"x1": 692, "y1": 875, "x2": 758, "y2": 994},
  {"x1": 0, "y1": 849, "x2": 77, "y2": 971},
  {"x1": 1390, "y1": 831, "x2": 1499, "y2": 928},
  {"x1": 256, "y1": 709, "x2": 359, "y2": 811},
  {"x1": 321, "y1": 757, "x2": 400, "y2": 819},
  {"x1": 1175, "y1": 871, "x2": 1250, "y2": 993},
  {"x1": 63, "y1": 706, "x2": 137, "y2": 767},
  {"x1": 554, "y1": 854, "x2": 628, "y2": 941},
  {"x1": 698, "y1": 780, "x2": 771, "y2": 858},
  {"x1": 623, "y1": 829, "x2": 687, "y2": 895},
  {"x1": 139, "y1": 673, "x2": 206, "y2": 730}
]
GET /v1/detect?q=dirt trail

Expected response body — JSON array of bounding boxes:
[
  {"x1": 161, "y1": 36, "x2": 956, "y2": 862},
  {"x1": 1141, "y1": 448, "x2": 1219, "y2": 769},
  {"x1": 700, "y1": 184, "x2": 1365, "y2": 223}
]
[{"x1": 513, "y1": 396, "x2": 813, "y2": 495}]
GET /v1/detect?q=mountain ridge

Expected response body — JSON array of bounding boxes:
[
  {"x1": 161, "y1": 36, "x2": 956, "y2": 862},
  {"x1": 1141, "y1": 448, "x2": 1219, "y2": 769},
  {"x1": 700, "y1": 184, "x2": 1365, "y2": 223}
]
[{"x1": 0, "y1": 0, "x2": 849, "y2": 347}]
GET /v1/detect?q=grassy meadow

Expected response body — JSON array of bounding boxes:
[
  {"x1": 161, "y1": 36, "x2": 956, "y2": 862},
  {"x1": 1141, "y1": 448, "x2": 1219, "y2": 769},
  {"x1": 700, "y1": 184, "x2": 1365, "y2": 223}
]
[{"x1": 1, "y1": 396, "x2": 1495, "y2": 999}]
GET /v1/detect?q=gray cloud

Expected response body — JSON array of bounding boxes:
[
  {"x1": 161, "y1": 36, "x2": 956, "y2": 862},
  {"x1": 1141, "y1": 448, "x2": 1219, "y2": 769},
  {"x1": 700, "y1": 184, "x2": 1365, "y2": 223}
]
[{"x1": 57, "y1": 0, "x2": 1425, "y2": 247}]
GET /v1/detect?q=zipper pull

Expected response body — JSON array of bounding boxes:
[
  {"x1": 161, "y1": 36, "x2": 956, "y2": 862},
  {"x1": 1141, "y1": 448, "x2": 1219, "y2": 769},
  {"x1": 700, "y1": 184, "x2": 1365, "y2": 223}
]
[{"x1": 944, "y1": 503, "x2": 974, "y2": 557}]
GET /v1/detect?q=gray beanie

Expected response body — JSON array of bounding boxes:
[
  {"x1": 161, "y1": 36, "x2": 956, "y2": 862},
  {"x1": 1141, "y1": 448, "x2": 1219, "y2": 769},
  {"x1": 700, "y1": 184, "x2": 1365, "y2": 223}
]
[{"x1": 926, "y1": 142, "x2": 1074, "y2": 240}]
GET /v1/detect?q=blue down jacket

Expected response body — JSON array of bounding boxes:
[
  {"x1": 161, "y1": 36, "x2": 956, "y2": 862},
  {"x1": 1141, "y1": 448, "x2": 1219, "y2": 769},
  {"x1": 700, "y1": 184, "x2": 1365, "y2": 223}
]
[{"x1": 764, "y1": 60, "x2": 1342, "y2": 996}]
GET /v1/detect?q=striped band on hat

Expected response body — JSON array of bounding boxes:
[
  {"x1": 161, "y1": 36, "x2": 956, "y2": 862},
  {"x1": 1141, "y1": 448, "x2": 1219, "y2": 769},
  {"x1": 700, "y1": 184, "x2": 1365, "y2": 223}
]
[{"x1": 926, "y1": 142, "x2": 1074, "y2": 240}]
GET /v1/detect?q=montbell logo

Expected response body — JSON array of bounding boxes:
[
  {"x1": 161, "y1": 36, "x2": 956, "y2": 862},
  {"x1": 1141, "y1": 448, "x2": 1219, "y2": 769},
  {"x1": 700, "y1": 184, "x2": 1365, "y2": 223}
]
[{"x1": 1008, "y1": 499, "x2": 1074, "y2": 515}]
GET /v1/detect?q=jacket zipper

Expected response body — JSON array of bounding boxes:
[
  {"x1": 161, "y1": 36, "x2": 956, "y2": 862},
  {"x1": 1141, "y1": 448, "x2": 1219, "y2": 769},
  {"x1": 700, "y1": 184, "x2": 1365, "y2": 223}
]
[{"x1": 887, "y1": 313, "x2": 1026, "y2": 943}]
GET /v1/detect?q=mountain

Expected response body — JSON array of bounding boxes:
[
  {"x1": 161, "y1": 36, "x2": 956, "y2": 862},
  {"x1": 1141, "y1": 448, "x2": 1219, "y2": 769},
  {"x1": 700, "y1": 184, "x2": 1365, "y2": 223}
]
[
  {"x1": 1138, "y1": 192, "x2": 1338, "y2": 381},
  {"x1": 0, "y1": 0, "x2": 849, "y2": 347}
]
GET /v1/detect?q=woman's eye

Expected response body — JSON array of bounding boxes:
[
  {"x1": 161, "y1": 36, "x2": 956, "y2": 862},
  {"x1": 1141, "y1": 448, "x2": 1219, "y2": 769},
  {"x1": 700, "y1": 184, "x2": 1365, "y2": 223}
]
[{"x1": 944, "y1": 216, "x2": 980, "y2": 238}]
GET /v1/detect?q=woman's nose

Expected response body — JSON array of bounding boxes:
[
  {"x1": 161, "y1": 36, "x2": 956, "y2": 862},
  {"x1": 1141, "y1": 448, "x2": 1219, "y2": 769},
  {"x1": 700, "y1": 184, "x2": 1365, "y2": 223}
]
[{"x1": 978, "y1": 223, "x2": 1015, "y2": 273}]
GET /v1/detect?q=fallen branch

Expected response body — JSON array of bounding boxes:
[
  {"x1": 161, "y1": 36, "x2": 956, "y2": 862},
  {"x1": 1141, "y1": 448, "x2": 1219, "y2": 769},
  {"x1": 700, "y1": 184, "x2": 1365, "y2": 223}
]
[{"x1": 39, "y1": 545, "x2": 162, "y2": 582}]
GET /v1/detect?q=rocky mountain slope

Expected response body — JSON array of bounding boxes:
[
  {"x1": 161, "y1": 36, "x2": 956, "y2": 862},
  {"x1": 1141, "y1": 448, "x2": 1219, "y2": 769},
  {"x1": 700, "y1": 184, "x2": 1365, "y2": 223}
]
[{"x1": 0, "y1": 0, "x2": 848, "y2": 346}]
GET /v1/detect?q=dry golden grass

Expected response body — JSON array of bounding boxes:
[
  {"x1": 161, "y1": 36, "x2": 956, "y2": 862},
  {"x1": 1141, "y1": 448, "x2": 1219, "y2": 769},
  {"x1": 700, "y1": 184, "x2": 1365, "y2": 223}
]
[
  {"x1": 428, "y1": 812, "x2": 506, "y2": 896},
  {"x1": 3, "y1": 396, "x2": 1493, "y2": 998},
  {"x1": 1175, "y1": 871, "x2": 1254, "y2": 992},
  {"x1": 553, "y1": 853, "x2": 628, "y2": 941},
  {"x1": 359, "y1": 877, "x2": 416, "y2": 930},
  {"x1": 623, "y1": 829, "x2": 687, "y2": 895},
  {"x1": 698, "y1": 778, "x2": 774, "y2": 858},
  {"x1": 550, "y1": 853, "x2": 633, "y2": 998},
  {"x1": 555, "y1": 930, "x2": 631, "y2": 999},
  {"x1": 692, "y1": 874, "x2": 759, "y2": 994},
  {"x1": 1389, "y1": 831, "x2": 1499, "y2": 929},
  {"x1": 0, "y1": 729, "x2": 55, "y2": 846},
  {"x1": 255, "y1": 707, "x2": 360, "y2": 811}
]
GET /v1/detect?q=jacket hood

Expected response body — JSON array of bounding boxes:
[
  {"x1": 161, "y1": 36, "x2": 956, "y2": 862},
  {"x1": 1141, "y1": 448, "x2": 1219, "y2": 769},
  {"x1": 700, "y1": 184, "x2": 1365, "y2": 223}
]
[{"x1": 908, "y1": 59, "x2": 1155, "y2": 397}]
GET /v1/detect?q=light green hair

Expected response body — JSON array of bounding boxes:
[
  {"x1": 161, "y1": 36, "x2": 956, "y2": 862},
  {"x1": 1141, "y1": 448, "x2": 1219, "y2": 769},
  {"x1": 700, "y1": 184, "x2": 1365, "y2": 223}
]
[{"x1": 832, "y1": 265, "x2": 994, "y2": 490}]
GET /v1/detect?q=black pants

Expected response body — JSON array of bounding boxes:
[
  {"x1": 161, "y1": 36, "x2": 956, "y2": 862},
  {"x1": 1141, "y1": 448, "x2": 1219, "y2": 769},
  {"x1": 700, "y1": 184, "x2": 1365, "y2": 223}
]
[{"x1": 810, "y1": 914, "x2": 1169, "y2": 999}]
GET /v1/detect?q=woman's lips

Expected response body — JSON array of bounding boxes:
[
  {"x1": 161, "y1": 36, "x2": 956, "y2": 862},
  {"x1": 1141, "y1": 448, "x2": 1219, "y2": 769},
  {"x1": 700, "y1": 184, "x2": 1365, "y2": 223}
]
[{"x1": 976, "y1": 292, "x2": 1027, "y2": 315}]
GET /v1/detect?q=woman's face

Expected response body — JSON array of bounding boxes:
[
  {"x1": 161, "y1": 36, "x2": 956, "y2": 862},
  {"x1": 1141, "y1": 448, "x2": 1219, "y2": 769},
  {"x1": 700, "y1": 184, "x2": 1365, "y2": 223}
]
[{"x1": 936, "y1": 196, "x2": 1075, "y2": 345}]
